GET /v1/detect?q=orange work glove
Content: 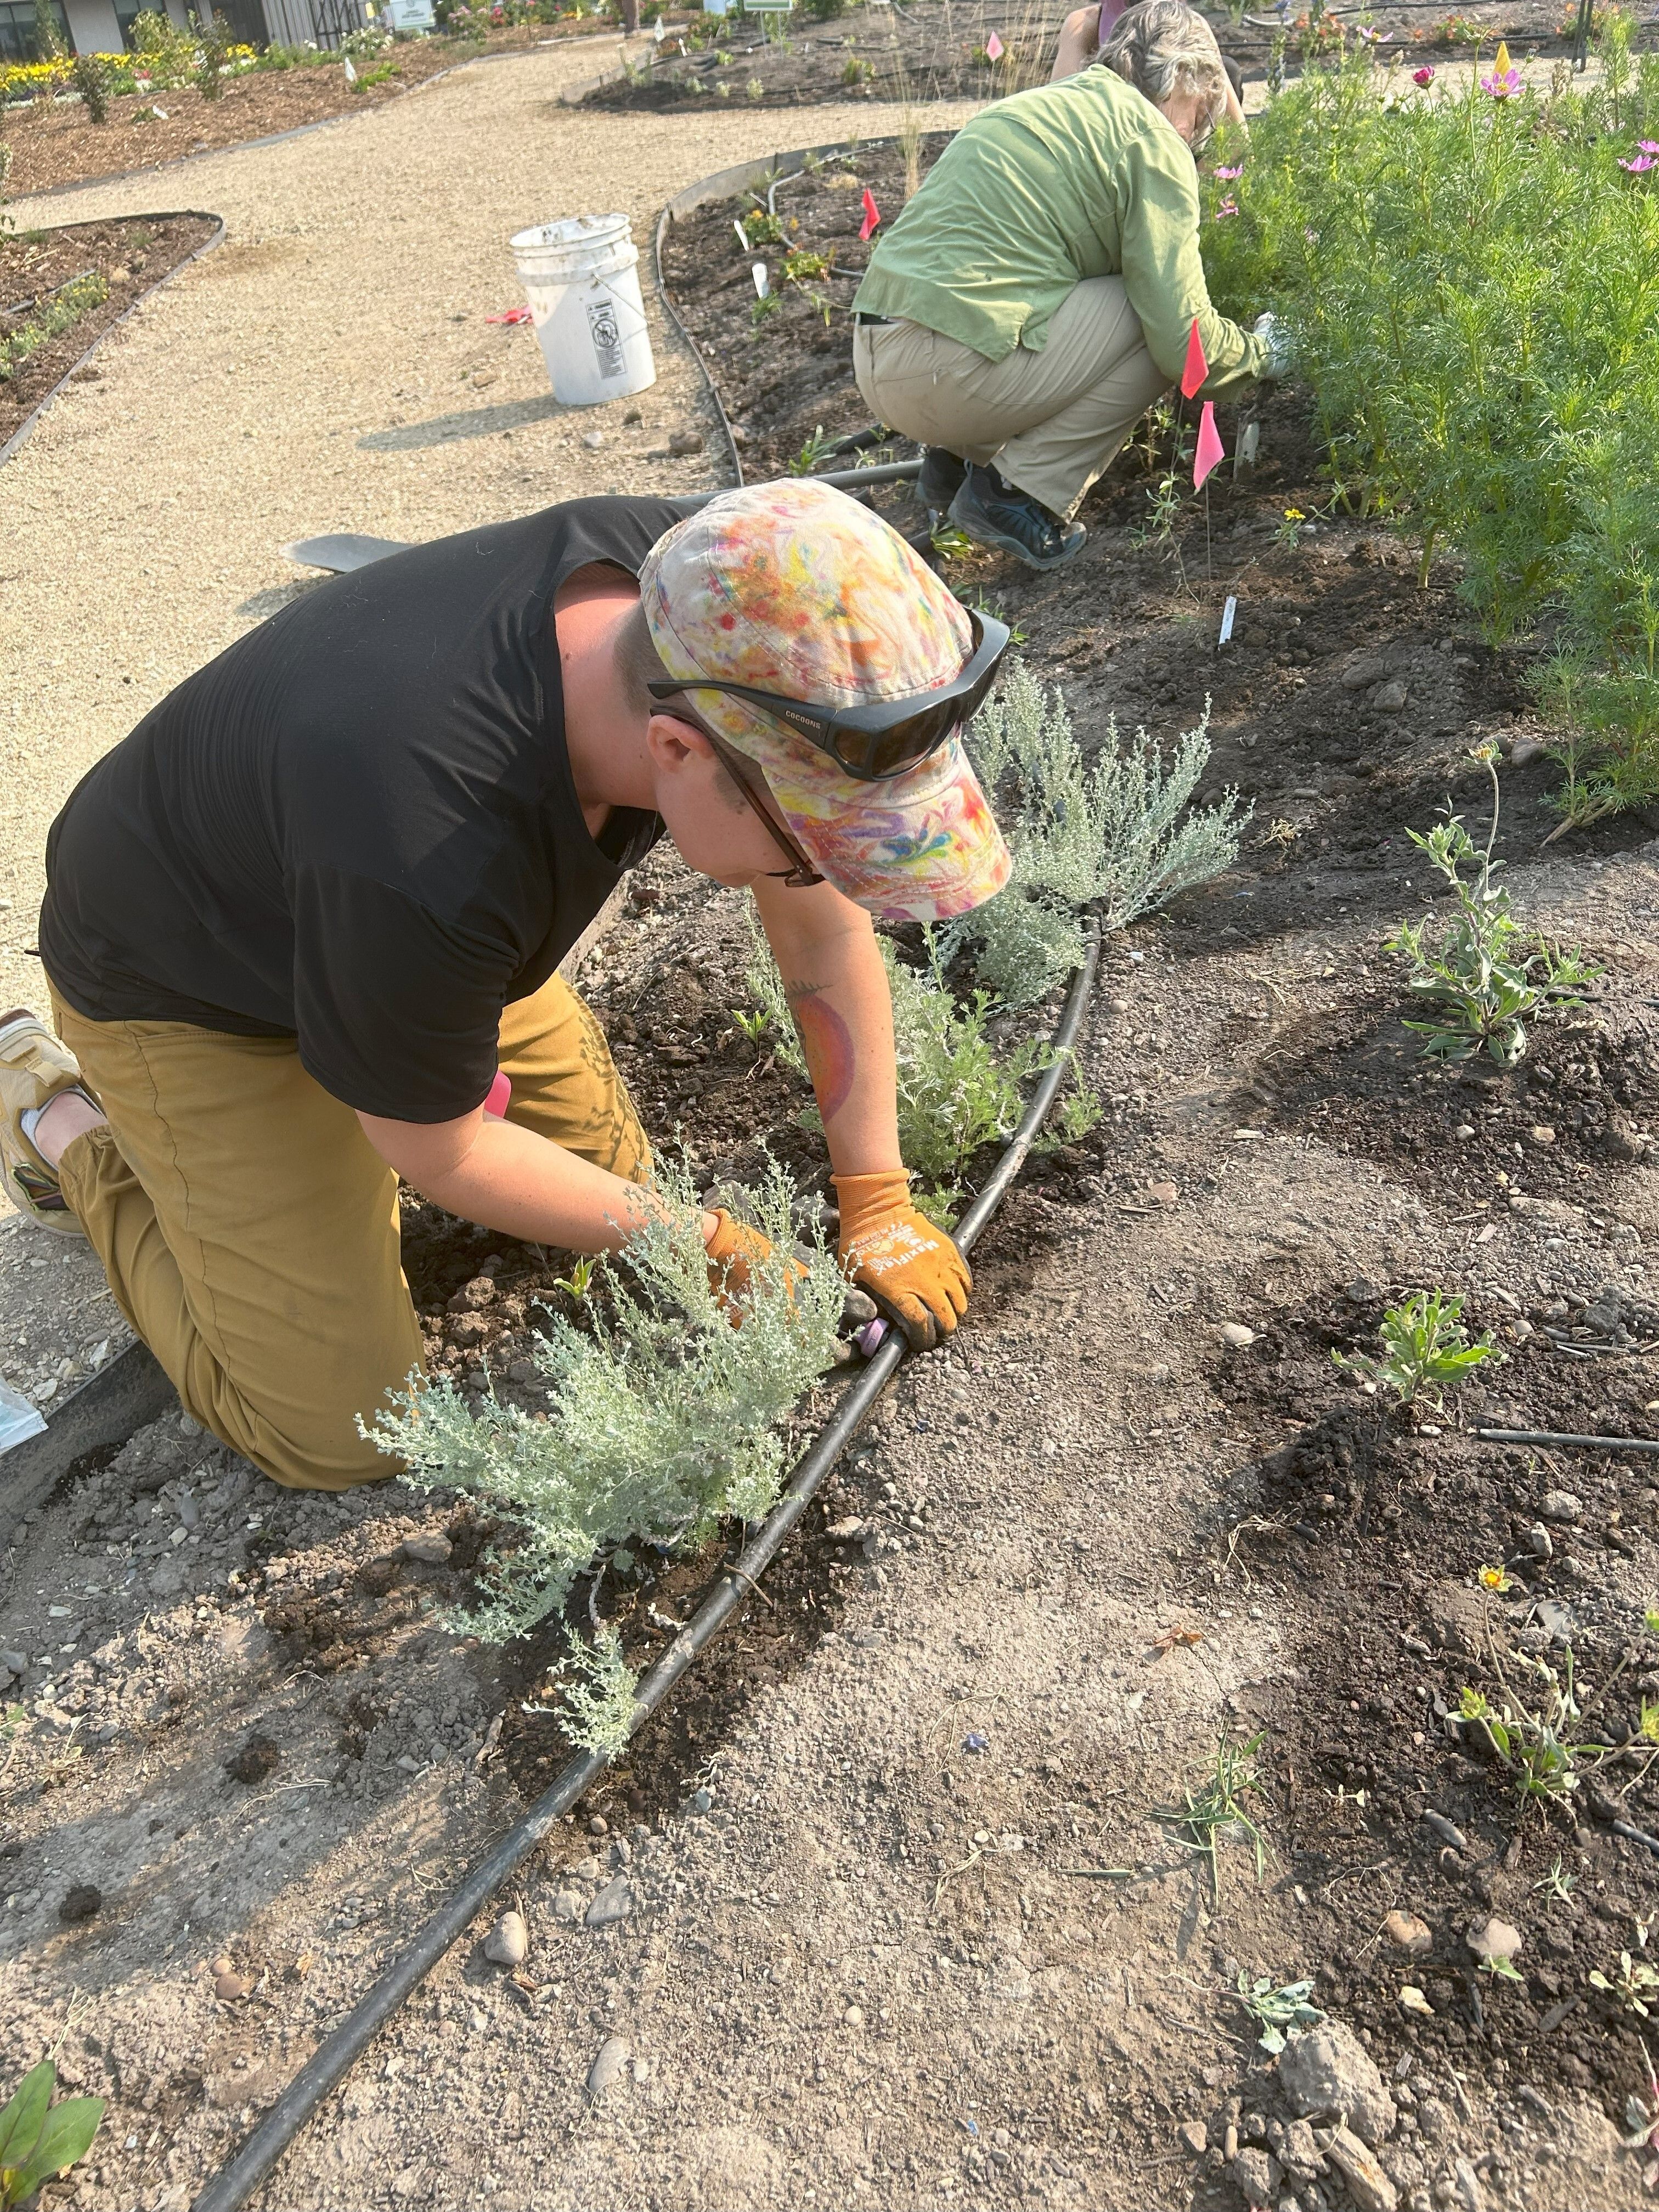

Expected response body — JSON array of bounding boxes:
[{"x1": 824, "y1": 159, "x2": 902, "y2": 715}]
[
  {"x1": 703, "y1": 1207, "x2": 803, "y2": 1323},
  {"x1": 833, "y1": 1170, "x2": 970, "y2": 1352}
]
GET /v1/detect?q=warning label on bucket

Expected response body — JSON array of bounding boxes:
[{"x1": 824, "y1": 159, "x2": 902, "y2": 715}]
[{"x1": 586, "y1": 300, "x2": 626, "y2": 381}]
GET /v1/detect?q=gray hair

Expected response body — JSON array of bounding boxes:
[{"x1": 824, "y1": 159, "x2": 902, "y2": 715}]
[{"x1": 1098, "y1": 1, "x2": 1228, "y2": 136}]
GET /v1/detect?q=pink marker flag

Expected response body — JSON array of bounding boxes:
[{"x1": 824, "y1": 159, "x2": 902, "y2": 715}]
[
  {"x1": 1180, "y1": 316, "x2": 1207, "y2": 400},
  {"x1": 985, "y1": 29, "x2": 1004, "y2": 58},
  {"x1": 1193, "y1": 400, "x2": 1226, "y2": 490},
  {"x1": 859, "y1": 187, "x2": 882, "y2": 242}
]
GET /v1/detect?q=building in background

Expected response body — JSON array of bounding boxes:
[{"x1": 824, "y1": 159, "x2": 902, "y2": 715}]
[{"x1": 0, "y1": 0, "x2": 375, "y2": 57}]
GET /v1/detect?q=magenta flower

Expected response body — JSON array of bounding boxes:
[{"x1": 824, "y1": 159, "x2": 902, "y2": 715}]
[
  {"x1": 1481, "y1": 65, "x2": 1521, "y2": 96},
  {"x1": 1620, "y1": 152, "x2": 1656, "y2": 172},
  {"x1": 1214, "y1": 163, "x2": 1244, "y2": 179},
  {"x1": 1640, "y1": 139, "x2": 1659, "y2": 153},
  {"x1": 1215, "y1": 196, "x2": 1239, "y2": 219},
  {"x1": 1413, "y1": 63, "x2": 1435, "y2": 83}
]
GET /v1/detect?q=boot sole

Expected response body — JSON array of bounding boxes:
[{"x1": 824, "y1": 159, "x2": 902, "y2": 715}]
[{"x1": 946, "y1": 493, "x2": 1086, "y2": 572}]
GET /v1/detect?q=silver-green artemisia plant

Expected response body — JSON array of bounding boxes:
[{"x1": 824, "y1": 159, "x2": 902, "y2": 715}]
[
  {"x1": 364, "y1": 1161, "x2": 845, "y2": 1751},
  {"x1": 951, "y1": 662, "x2": 1249, "y2": 1006}
]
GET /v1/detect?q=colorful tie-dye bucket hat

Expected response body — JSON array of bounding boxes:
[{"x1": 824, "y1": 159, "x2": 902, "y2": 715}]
[{"x1": 640, "y1": 479, "x2": 1011, "y2": 923}]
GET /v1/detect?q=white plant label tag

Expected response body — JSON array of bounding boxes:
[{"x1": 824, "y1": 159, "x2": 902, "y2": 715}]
[
  {"x1": 752, "y1": 263, "x2": 770, "y2": 297},
  {"x1": 733, "y1": 218, "x2": 751, "y2": 251}
]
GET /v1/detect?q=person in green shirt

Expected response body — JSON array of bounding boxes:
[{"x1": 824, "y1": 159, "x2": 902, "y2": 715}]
[{"x1": 851, "y1": 0, "x2": 1286, "y2": 570}]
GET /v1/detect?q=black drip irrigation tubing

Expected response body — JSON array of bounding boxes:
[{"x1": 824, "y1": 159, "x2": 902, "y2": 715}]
[{"x1": 190, "y1": 926, "x2": 1099, "y2": 2212}]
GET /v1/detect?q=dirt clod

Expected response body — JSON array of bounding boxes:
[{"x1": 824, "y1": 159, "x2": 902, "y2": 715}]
[
  {"x1": 223, "y1": 1732, "x2": 281, "y2": 1785},
  {"x1": 58, "y1": 1883, "x2": 100, "y2": 1925}
]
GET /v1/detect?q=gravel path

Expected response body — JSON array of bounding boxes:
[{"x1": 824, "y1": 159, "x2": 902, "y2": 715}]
[{"x1": 0, "y1": 52, "x2": 978, "y2": 1063}]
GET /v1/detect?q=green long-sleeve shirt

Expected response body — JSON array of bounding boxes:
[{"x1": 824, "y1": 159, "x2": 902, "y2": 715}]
[{"x1": 852, "y1": 67, "x2": 1265, "y2": 397}]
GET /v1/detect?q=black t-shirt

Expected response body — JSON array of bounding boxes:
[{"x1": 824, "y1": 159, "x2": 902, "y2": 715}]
[{"x1": 41, "y1": 496, "x2": 679, "y2": 1124}]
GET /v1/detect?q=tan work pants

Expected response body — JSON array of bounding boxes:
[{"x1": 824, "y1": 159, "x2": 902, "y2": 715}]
[
  {"x1": 49, "y1": 974, "x2": 650, "y2": 1493},
  {"x1": 853, "y1": 275, "x2": 1170, "y2": 521}
]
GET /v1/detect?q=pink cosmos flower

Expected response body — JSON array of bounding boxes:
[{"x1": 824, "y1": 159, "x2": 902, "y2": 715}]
[
  {"x1": 1640, "y1": 139, "x2": 1659, "y2": 153},
  {"x1": 1214, "y1": 163, "x2": 1244, "y2": 179},
  {"x1": 1216, "y1": 196, "x2": 1239, "y2": 218},
  {"x1": 1481, "y1": 64, "x2": 1521, "y2": 95},
  {"x1": 1620, "y1": 152, "x2": 1656, "y2": 171},
  {"x1": 1413, "y1": 63, "x2": 1435, "y2": 83}
]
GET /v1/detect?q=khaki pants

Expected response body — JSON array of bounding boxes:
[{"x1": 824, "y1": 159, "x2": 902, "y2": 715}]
[
  {"x1": 48, "y1": 974, "x2": 650, "y2": 1493},
  {"x1": 853, "y1": 275, "x2": 1170, "y2": 521}
]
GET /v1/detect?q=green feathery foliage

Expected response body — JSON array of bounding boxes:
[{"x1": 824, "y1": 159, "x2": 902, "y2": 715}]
[
  {"x1": 953, "y1": 662, "x2": 1247, "y2": 1005},
  {"x1": 1200, "y1": 25, "x2": 1659, "y2": 822},
  {"x1": 363, "y1": 1162, "x2": 844, "y2": 1743}
]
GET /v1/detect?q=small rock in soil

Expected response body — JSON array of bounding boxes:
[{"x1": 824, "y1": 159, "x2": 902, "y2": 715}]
[
  {"x1": 1178, "y1": 2119, "x2": 1207, "y2": 2156},
  {"x1": 1221, "y1": 1322, "x2": 1256, "y2": 1348},
  {"x1": 585, "y1": 1875, "x2": 634, "y2": 1928},
  {"x1": 484, "y1": 1909, "x2": 529, "y2": 1967},
  {"x1": 1384, "y1": 1910, "x2": 1431, "y2": 1954},
  {"x1": 551, "y1": 1888, "x2": 585, "y2": 1923},
  {"x1": 224, "y1": 1732, "x2": 280, "y2": 1785},
  {"x1": 668, "y1": 428, "x2": 704, "y2": 455},
  {"x1": 1526, "y1": 1522, "x2": 1554, "y2": 1559},
  {"x1": 1509, "y1": 737, "x2": 1545, "y2": 766},
  {"x1": 1421, "y1": 1810, "x2": 1467, "y2": 1850},
  {"x1": 1541, "y1": 1489, "x2": 1582, "y2": 1523},
  {"x1": 1319, "y1": 2124, "x2": 1398, "y2": 2212},
  {"x1": 214, "y1": 1970, "x2": 253, "y2": 2001},
  {"x1": 400, "y1": 1533, "x2": 452, "y2": 1565},
  {"x1": 0, "y1": 1651, "x2": 25, "y2": 1678},
  {"x1": 586, "y1": 2035, "x2": 630, "y2": 2097},
  {"x1": 1370, "y1": 679, "x2": 1408, "y2": 712},
  {"x1": 1278, "y1": 2018, "x2": 1396, "y2": 2145},
  {"x1": 59, "y1": 1883, "x2": 101, "y2": 1924},
  {"x1": 581, "y1": 430, "x2": 605, "y2": 450},
  {"x1": 1232, "y1": 2146, "x2": 1280, "y2": 2200},
  {"x1": 1466, "y1": 1914, "x2": 1522, "y2": 1963}
]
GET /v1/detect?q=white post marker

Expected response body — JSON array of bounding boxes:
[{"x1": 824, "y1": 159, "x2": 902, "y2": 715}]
[
  {"x1": 733, "y1": 218, "x2": 751, "y2": 251},
  {"x1": 652, "y1": 11, "x2": 664, "y2": 35},
  {"x1": 752, "y1": 263, "x2": 769, "y2": 297},
  {"x1": 1218, "y1": 595, "x2": 1238, "y2": 647}
]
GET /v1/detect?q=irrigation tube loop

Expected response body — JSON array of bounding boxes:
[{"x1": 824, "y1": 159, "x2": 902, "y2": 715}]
[{"x1": 191, "y1": 927, "x2": 1100, "y2": 2212}]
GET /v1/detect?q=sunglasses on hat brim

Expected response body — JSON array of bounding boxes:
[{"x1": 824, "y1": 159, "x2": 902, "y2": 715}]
[{"x1": 647, "y1": 607, "x2": 1011, "y2": 783}]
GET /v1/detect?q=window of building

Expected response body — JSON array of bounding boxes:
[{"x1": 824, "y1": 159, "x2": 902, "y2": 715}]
[{"x1": 0, "y1": 0, "x2": 71, "y2": 61}]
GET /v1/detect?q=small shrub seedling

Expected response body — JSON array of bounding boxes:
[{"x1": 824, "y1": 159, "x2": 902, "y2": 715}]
[
  {"x1": 953, "y1": 663, "x2": 1246, "y2": 1006},
  {"x1": 70, "y1": 49, "x2": 110, "y2": 121},
  {"x1": 1333, "y1": 1288, "x2": 1503, "y2": 1411},
  {"x1": 1459, "y1": 1647, "x2": 1607, "y2": 1809},
  {"x1": 0, "y1": 2059, "x2": 104, "y2": 2208},
  {"x1": 746, "y1": 929, "x2": 1052, "y2": 1226},
  {"x1": 365, "y1": 1161, "x2": 845, "y2": 1745},
  {"x1": 0, "y1": 272, "x2": 109, "y2": 385},
  {"x1": 1592, "y1": 1927, "x2": 1659, "y2": 2017},
  {"x1": 1235, "y1": 1972, "x2": 1324, "y2": 2052},
  {"x1": 788, "y1": 424, "x2": 837, "y2": 475},
  {"x1": 1386, "y1": 754, "x2": 1598, "y2": 1065}
]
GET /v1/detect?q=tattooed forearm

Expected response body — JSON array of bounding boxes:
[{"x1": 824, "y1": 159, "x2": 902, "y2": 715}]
[{"x1": 785, "y1": 980, "x2": 856, "y2": 1123}]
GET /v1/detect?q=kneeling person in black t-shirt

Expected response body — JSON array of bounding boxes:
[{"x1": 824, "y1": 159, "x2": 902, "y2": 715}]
[{"x1": 0, "y1": 482, "x2": 1013, "y2": 1493}]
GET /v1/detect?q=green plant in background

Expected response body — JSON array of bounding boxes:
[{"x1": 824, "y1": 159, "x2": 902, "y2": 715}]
[
  {"x1": 1385, "y1": 753, "x2": 1599, "y2": 1065},
  {"x1": 788, "y1": 423, "x2": 836, "y2": 475},
  {"x1": 750, "y1": 290, "x2": 782, "y2": 328},
  {"x1": 952, "y1": 663, "x2": 1247, "y2": 1006},
  {"x1": 742, "y1": 204, "x2": 785, "y2": 245},
  {"x1": 70, "y1": 49, "x2": 110, "y2": 119},
  {"x1": 0, "y1": 271, "x2": 109, "y2": 383},
  {"x1": 365, "y1": 1161, "x2": 844, "y2": 1742},
  {"x1": 1592, "y1": 1929, "x2": 1659, "y2": 2017},
  {"x1": 128, "y1": 6, "x2": 199, "y2": 83},
  {"x1": 1201, "y1": 24, "x2": 1659, "y2": 822},
  {"x1": 842, "y1": 53, "x2": 871, "y2": 84},
  {"x1": 1333, "y1": 1288, "x2": 1503, "y2": 1409},
  {"x1": 30, "y1": 0, "x2": 62, "y2": 57},
  {"x1": 1235, "y1": 1971, "x2": 1324, "y2": 2053},
  {"x1": 781, "y1": 245, "x2": 831, "y2": 285},
  {"x1": 0, "y1": 2059, "x2": 104, "y2": 2209},
  {"x1": 195, "y1": 9, "x2": 232, "y2": 95},
  {"x1": 1158, "y1": 1730, "x2": 1269, "y2": 1903}
]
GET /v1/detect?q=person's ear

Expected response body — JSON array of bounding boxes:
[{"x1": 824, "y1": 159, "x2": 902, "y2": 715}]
[{"x1": 644, "y1": 711, "x2": 715, "y2": 777}]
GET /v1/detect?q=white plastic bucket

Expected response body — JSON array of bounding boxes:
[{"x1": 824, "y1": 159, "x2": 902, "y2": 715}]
[{"x1": 510, "y1": 213, "x2": 657, "y2": 408}]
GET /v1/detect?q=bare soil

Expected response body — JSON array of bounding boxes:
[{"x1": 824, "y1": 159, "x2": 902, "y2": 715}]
[
  {"x1": 0, "y1": 213, "x2": 218, "y2": 447},
  {"x1": 1, "y1": 23, "x2": 606, "y2": 198},
  {"x1": 579, "y1": 0, "x2": 1605, "y2": 114}
]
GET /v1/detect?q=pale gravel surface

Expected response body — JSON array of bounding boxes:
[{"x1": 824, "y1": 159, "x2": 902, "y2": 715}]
[{"x1": 0, "y1": 50, "x2": 980, "y2": 1101}]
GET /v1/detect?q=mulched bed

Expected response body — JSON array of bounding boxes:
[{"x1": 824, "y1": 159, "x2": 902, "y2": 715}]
[
  {"x1": 2, "y1": 22, "x2": 603, "y2": 198},
  {"x1": 581, "y1": 0, "x2": 1602, "y2": 113},
  {"x1": 0, "y1": 211, "x2": 217, "y2": 447}
]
